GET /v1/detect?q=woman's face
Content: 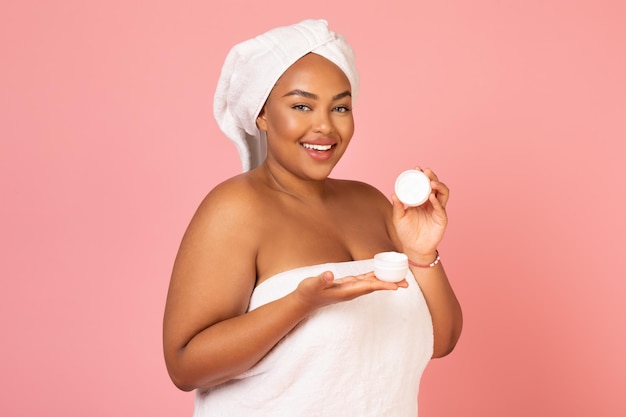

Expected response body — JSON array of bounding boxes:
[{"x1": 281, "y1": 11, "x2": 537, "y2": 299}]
[{"x1": 257, "y1": 53, "x2": 354, "y2": 180}]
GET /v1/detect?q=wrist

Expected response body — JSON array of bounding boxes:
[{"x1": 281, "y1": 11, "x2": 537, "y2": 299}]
[
  {"x1": 287, "y1": 288, "x2": 320, "y2": 317},
  {"x1": 407, "y1": 250, "x2": 440, "y2": 268}
]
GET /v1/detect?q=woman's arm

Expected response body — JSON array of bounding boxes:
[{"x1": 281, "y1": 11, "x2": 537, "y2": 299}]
[
  {"x1": 388, "y1": 168, "x2": 463, "y2": 358},
  {"x1": 404, "y1": 252, "x2": 462, "y2": 357}
]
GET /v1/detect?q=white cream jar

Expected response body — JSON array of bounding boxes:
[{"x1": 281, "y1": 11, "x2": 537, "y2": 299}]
[
  {"x1": 394, "y1": 169, "x2": 431, "y2": 207},
  {"x1": 373, "y1": 251, "x2": 409, "y2": 282}
]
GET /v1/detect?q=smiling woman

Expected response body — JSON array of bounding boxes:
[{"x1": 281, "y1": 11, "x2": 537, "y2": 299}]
[
  {"x1": 256, "y1": 54, "x2": 355, "y2": 179},
  {"x1": 162, "y1": 19, "x2": 462, "y2": 417}
]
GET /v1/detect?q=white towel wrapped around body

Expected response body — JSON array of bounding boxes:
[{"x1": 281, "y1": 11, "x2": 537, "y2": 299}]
[
  {"x1": 194, "y1": 259, "x2": 433, "y2": 417},
  {"x1": 213, "y1": 19, "x2": 360, "y2": 172}
]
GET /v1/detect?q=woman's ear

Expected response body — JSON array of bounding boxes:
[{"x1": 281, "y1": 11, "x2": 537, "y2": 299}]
[{"x1": 256, "y1": 107, "x2": 267, "y2": 132}]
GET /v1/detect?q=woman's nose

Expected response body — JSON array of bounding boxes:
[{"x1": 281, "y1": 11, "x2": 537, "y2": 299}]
[{"x1": 312, "y1": 111, "x2": 333, "y2": 134}]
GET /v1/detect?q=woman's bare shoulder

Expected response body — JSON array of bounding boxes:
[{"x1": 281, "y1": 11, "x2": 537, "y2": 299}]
[
  {"x1": 178, "y1": 173, "x2": 268, "y2": 253},
  {"x1": 195, "y1": 173, "x2": 264, "y2": 219}
]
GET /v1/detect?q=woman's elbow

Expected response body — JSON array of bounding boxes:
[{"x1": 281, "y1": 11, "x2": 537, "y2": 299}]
[
  {"x1": 165, "y1": 350, "x2": 232, "y2": 391},
  {"x1": 431, "y1": 318, "x2": 463, "y2": 358},
  {"x1": 165, "y1": 359, "x2": 197, "y2": 392},
  {"x1": 432, "y1": 336, "x2": 460, "y2": 358},
  {"x1": 164, "y1": 348, "x2": 200, "y2": 392},
  {"x1": 169, "y1": 373, "x2": 196, "y2": 392}
]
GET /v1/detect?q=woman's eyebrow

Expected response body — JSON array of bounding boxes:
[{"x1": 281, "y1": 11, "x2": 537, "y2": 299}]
[
  {"x1": 283, "y1": 89, "x2": 317, "y2": 99},
  {"x1": 282, "y1": 89, "x2": 352, "y2": 101},
  {"x1": 332, "y1": 91, "x2": 351, "y2": 100}
]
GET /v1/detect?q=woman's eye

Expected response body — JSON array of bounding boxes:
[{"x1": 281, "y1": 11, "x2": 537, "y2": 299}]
[
  {"x1": 292, "y1": 104, "x2": 311, "y2": 111},
  {"x1": 333, "y1": 105, "x2": 351, "y2": 113}
]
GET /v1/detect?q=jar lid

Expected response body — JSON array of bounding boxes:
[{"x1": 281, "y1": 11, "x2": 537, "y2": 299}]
[
  {"x1": 374, "y1": 251, "x2": 408, "y2": 267},
  {"x1": 394, "y1": 170, "x2": 431, "y2": 206}
]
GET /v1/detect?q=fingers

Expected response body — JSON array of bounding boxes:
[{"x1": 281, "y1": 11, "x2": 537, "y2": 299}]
[
  {"x1": 414, "y1": 167, "x2": 449, "y2": 209},
  {"x1": 324, "y1": 271, "x2": 407, "y2": 296},
  {"x1": 333, "y1": 272, "x2": 405, "y2": 289},
  {"x1": 319, "y1": 270, "x2": 334, "y2": 283},
  {"x1": 296, "y1": 270, "x2": 408, "y2": 311},
  {"x1": 390, "y1": 193, "x2": 407, "y2": 221},
  {"x1": 430, "y1": 180, "x2": 449, "y2": 209},
  {"x1": 313, "y1": 271, "x2": 335, "y2": 290}
]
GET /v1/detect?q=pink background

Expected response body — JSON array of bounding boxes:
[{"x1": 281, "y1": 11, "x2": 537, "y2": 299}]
[{"x1": 2, "y1": 1, "x2": 625, "y2": 416}]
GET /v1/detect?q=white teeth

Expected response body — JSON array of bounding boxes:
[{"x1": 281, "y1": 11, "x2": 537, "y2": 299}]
[{"x1": 302, "y1": 143, "x2": 332, "y2": 151}]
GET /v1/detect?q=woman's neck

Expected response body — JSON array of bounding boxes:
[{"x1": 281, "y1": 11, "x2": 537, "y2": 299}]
[{"x1": 259, "y1": 162, "x2": 332, "y2": 204}]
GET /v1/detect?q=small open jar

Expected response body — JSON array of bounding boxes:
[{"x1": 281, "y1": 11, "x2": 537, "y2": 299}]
[
  {"x1": 394, "y1": 169, "x2": 431, "y2": 207},
  {"x1": 374, "y1": 251, "x2": 409, "y2": 282}
]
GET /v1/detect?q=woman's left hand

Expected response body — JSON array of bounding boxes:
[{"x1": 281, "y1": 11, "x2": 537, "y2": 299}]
[{"x1": 391, "y1": 167, "x2": 449, "y2": 258}]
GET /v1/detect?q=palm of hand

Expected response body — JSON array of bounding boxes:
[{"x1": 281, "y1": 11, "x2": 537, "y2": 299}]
[{"x1": 394, "y1": 198, "x2": 447, "y2": 254}]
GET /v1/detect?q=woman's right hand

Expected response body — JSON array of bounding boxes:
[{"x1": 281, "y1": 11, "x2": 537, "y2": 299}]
[{"x1": 291, "y1": 271, "x2": 408, "y2": 311}]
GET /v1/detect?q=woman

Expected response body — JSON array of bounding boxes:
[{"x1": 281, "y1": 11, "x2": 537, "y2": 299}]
[{"x1": 163, "y1": 19, "x2": 462, "y2": 416}]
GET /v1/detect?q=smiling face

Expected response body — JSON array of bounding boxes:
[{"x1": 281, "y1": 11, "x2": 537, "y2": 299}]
[{"x1": 256, "y1": 53, "x2": 355, "y2": 180}]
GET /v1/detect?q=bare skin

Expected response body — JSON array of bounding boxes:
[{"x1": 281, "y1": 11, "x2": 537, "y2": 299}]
[{"x1": 163, "y1": 53, "x2": 462, "y2": 392}]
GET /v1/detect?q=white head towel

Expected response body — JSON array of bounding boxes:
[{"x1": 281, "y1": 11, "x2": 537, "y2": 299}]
[{"x1": 213, "y1": 19, "x2": 360, "y2": 172}]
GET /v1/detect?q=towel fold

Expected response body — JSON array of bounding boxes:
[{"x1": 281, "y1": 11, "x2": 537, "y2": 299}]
[{"x1": 213, "y1": 19, "x2": 360, "y2": 172}]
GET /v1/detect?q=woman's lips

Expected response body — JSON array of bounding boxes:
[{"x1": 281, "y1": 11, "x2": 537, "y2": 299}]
[{"x1": 301, "y1": 142, "x2": 336, "y2": 161}]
